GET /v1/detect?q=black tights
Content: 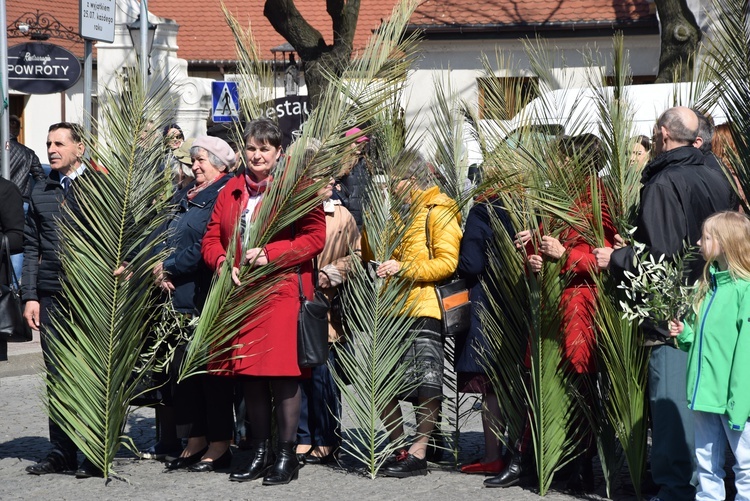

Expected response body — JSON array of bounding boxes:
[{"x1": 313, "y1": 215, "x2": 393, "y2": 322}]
[{"x1": 244, "y1": 377, "x2": 301, "y2": 443}]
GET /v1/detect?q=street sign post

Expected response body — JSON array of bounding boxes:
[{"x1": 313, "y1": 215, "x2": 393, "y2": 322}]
[{"x1": 212, "y1": 81, "x2": 240, "y2": 123}]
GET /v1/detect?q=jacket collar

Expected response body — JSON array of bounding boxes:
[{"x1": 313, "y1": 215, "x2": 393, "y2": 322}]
[{"x1": 640, "y1": 146, "x2": 705, "y2": 184}]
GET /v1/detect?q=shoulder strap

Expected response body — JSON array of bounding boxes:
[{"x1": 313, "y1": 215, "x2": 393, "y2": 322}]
[
  {"x1": 1, "y1": 235, "x2": 17, "y2": 286},
  {"x1": 425, "y1": 205, "x2": 435, "y2": 259},
  {"x1": 291, "y1": 221, "x2": 320, "y2": 303}
]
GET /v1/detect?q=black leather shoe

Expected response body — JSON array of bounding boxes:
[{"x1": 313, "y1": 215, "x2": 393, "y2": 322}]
[
  {"x1": 304, "y1": 447, "x2": 338, "y2": 465},
  {"x1": 188, "y1": 449, "x2": 233, "y2": 472},
  {"x1": 26, "y1": 454, "x2": 76, "y2": 475},
  {"x1": 75, "y1": 458, "x2": 103, "y2": 479},
  {"x1": 381, "y1": 453, "x2": 428, "y2": 477},
  {"x1": 262, "y1": 441, "x2": 301, "y2": 485},
  {"x1": 229, "y1": 439, "x2": 275, "y2": 482},
  {"x1": 164, "y1": 447, "x2": 208, "y2": 471},
  {"x1": 484, "y1": 451, "x2": 523, "y2": 488}
]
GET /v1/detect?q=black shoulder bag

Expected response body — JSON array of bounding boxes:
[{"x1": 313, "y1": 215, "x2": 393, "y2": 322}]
[
  {"x1": 292, "y1": 223, "x2": 331, "y2": 368},
  {"x1": 0, "y1": 235, "x2": 33, "y2": 342},
  {"x1": 425, "y1": 206, "x2": 471, "y2": 337}
]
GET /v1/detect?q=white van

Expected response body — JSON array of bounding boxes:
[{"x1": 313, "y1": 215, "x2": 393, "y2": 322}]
[{"x1": 465, "y1": 82, "x2": 728, "y2": 165}]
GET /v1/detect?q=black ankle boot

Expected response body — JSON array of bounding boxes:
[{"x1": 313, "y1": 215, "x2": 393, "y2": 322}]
[
  {"x1": 229, "y1": 439, "x2": 275, "y2": 482},
  {"x1": 484, "y1": 451, "x2": 524, "y2": 488},
  {"x1": 262, "y1": 441, "x2": 301, "y2": 485}
]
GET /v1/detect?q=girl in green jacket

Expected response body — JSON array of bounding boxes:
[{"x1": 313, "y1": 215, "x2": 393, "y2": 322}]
[{"x1": 670, "y1": 210, "x2": 750, "y2": 501}]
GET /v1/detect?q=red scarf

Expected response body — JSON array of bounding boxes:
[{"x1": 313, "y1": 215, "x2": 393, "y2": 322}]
[{"x1": 244, "y1": 172, "x2": 272, "y2": 197}]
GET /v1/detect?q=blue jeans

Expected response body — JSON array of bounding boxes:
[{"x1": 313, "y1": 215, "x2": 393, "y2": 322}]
[
  {"x1": 9, "y1": 202, "x2": 28, "y2": 287},
  {"x1": 649, "y1": 344, "x2": 697, "y2": 501},
  {"x1": 694, "y1": 411, "x2": 750, "y2": 501},
  {"x1": 297, "y1": 349, "x2": 341, "y2": 447}
]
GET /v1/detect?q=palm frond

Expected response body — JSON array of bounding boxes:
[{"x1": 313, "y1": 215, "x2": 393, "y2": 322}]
[
  {"x1": 45, "y1": 68, "x2": 174, "y2": 478},
  {"x1": 222, "y1": 3, "x2": 274, "y2": 120},
  {"x1": 180, "y1": 0, "x2": 422, "y2": 380}
]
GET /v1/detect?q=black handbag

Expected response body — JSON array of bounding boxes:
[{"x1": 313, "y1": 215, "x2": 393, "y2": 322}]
[
  {"x1": 296, "y1": 257, "x2": 331, "y2": 368},
  {"x1": 0, "y1": 235, "x2": 32, "y2": 342},
  {"x1": 425, "y1": 206, "x2": 471, "y2": 337}
]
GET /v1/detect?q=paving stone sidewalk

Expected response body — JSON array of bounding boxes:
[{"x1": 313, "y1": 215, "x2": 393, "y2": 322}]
[{"x1": 0, "y1": 341, "x2": 640, "y2": 500}]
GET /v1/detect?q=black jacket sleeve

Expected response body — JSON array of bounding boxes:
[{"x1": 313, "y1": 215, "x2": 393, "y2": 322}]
[{"x1": 0, "y1": 180, "x2": 24, "y2": 255}]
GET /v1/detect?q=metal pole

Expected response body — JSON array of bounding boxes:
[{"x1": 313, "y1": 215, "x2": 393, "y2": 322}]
[
  {"x1": 83, "y1": 40, "x2": 93, "y2": 134},
  {"x1": 140, "y1": 0, "x2": 148, "y2": 84},
  {"x1": 1, "y1": 1, "x2": 10, "y2": 180}
]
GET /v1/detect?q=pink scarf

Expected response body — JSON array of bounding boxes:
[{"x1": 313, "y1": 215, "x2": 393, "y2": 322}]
[{"x1": 187, "y1": 173, "x2": 225, "y2": 201}]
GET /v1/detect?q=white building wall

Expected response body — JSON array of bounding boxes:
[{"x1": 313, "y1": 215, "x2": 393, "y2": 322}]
[{"x1": 402, "y1": 34, "x2": 661, "y2": 157}]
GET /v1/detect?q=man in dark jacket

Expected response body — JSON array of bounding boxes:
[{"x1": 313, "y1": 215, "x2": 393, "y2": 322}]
[
  {"x1": 22, "y1": 122, "x2": 101, "y2": 479},
  {"x1": 594, "y1": 106, "x2": 734, "y2": 501}
]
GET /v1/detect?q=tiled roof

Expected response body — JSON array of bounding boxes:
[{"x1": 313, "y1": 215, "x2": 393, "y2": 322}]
[
  {"x1": 409, "y1": 0, "x2": 656, "y2": 30},
  {"x1": 148, "y1": 0, "x2": 399, "y2": 63},
  {"x1": 7, "y1": 2, "x2": 89, "y2": 58},
  {"x1": 6, "y1": 1, "x2": 658, "y2": 65}
]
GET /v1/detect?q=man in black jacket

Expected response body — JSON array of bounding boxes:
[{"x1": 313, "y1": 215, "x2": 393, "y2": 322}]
[
  {"x1": 593, "y1": 106, "x2": 734, "y2": 501},
  {"x1": 22, "y1": 122, "x2": 101, "y2": 479}
]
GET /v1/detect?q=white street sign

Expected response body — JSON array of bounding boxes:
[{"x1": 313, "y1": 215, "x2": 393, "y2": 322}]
[{"x1": 80, "y1": 0, "x2": 116, "y2": 43}]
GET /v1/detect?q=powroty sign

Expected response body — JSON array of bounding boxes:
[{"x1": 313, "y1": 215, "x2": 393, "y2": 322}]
[{"x1": 7, "y1": 43, "x2": 82, "y2": 94}]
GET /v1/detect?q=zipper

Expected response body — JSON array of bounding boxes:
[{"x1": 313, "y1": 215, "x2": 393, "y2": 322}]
[{"x1": 690, "y1": 278, "x2": 717, "y2": 409}]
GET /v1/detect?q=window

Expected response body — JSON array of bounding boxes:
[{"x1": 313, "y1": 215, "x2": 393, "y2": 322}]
[{"x1": 478, "y1": 77, "x2": 540, "y2": 120}]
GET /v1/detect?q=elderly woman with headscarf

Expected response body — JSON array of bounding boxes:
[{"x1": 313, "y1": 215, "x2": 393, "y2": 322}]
[{"x1": 132, "y1": 136, "x2": 236, "y2": 472}]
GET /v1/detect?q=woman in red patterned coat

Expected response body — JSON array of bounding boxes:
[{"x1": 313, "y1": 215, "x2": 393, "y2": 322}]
[
  {"x1": 201, "y1": 118, "x2": 326, "y2": 486},
  {"x1": 493, "y1": 134, "x2": 617, "y2": 491}
]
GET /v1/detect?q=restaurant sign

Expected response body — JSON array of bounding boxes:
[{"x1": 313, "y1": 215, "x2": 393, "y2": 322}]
[{"x1": 7, "y1": 43, "x2": 82, "y2": 94}]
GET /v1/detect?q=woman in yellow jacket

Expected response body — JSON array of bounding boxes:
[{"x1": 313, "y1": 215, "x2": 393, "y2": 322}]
[{"x1": 363, "y1": 156, "x2": 462, "y2": 477}]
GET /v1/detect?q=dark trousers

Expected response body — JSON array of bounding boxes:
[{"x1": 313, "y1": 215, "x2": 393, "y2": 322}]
[
  {"x1": 297, "y1": 349, "x2": 341, "y2": 447},
  {"x1": 39, "y1": 293, "x2": 78, "y2": 463},
  {"x1": 174, "y1": 373, "x2": 234, "y2": 442},
  {"x1": 649, "y1": 344, "x2": 697, "y2": 501}
]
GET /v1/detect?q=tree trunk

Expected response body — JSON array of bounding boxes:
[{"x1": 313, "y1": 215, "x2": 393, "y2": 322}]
[
  {"x1": 264, "y1": 0, "x2": 360, "y2": 109},
  {"x1": 654, "y1": 0, "x2": 701, "y2": 83}
]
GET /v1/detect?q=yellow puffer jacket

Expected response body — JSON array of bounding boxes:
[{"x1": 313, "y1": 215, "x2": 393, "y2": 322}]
[{"x1": 364, "y1": 186, "x2": 462, "y2": 320}]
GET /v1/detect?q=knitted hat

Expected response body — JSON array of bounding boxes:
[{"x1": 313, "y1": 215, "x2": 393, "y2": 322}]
[{"x1": 192, "y1": 135, "x2": 236, "y2": 169}]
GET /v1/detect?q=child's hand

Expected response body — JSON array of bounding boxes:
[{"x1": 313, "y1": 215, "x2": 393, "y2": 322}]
[{"x1": 669, "y1": 319, "x2": 684, "y2": 337}]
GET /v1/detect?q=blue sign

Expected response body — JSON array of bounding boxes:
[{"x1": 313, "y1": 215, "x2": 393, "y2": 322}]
[{"x1": 212, "y1": 81, "x2": 240, "y2": 123}]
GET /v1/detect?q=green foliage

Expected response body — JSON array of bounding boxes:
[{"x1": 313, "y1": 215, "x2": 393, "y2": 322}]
[
  {"x1": 46, "y1": 68, "x2": 174, "y2": 478},
  {"x1": 179, "y1": 0, "x2": 422, "y2": 381}
]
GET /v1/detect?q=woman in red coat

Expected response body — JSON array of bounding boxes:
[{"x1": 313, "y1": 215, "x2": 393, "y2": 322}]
[
  {"x1": 498, "y1": 134, "x2": 617, "y2": 492},
  {"x1": 201, "y1": 118, "x2": 326, "y2": 486}
]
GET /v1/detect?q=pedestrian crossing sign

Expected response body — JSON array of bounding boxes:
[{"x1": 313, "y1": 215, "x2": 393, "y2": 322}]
[{"x1": 212, "y1": 81, "x2": 240, "y2": 122}]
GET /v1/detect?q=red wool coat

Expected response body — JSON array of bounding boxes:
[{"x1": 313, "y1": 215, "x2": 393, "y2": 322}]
[
  {"x1": 527, "y1": 182, "x2": 617, "y2": 373},
  {"x1": 201, "y1": 174, "x2": 326, "y2": 377}
]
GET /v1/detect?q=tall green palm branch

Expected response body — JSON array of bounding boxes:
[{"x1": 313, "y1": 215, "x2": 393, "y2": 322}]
[
  {"x1": 222, "y1": 3, "x2": 274, "y2": 122},
  {"x1": 580, "y1": 35, "x2": 650, "y2": 498},
  {"x1": 179, "y1": 0, "x2": 422, "y2": 379},
  {"x1": 45, "y1": 69, "x2": 175, "y2": 479},
  {"x1": 479, "y1": 188, "x2": 581, "y2": 496},
  {"x1": 331, "y1": 180, "x2": 419, "y2": 476}
]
